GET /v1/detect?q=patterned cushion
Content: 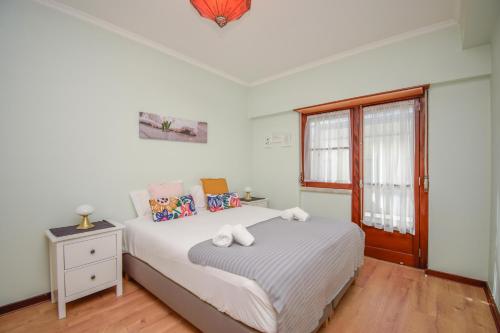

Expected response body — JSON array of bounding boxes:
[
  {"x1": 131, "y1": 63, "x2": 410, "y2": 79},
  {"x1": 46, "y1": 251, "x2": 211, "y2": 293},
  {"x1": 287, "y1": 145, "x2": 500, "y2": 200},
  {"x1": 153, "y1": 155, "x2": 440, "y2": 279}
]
[
  {"x1": 149, "y1": 194, "x2": 196, "y2": 222},
  {"x1": 207, "y1": 192, "x2": 242, "y2": 212}
]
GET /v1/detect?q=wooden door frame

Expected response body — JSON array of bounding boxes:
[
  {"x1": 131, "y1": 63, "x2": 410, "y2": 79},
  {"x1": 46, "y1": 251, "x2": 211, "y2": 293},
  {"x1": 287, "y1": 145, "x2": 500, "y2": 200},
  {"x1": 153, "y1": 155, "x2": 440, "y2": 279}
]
[
  {"x1": 296, "y1": 85, "x2": 429, "y2": 269},
  {"x1": 418, "y1": 92, "x2": 429, "y2": 268},
  {"x1": 357, "y1": 94, "x2": 428, "y2": 268}
]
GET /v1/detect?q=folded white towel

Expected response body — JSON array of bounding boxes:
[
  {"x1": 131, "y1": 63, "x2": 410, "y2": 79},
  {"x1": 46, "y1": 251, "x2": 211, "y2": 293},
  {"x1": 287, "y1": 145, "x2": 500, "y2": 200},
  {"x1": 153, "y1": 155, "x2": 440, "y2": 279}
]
[
  {"x1": 232, "y1": 224, "x2": 255, "y2": 246},
  {"x1": 212, "y1": 224, "x2": 234, "y2": 247},
  {"x1": 280, "y1": 207, "x2": 310, "y2": 222},
  {"x1": 280, "y1": 209, "x2": 294, "y2": 221},
  {"x1": 291, "y1": 207, "x2": 310, "y2": 222}
]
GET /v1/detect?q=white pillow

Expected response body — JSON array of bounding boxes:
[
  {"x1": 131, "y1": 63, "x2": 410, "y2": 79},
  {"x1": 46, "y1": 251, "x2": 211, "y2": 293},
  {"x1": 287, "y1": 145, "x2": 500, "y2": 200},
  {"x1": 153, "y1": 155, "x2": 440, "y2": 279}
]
[
  {"x1": 130, "y1": 190, "x2": 151, "y2": 217},
  {"x1": 190, "y1": 185, "x2": 206, "y2": 211},
  {"x1": 147, "y1": 180, "x2": 184, "y2": 199}
]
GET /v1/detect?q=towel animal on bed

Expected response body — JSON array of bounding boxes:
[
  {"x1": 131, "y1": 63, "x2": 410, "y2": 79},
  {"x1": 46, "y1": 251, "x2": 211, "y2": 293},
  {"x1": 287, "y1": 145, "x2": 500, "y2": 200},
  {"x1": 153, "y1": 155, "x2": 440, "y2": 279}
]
[
  {"x1": 212, "y1": 207, "x2": 310, "y2": 247},
  {"x1": 212, "y1": 224, "x2": 255, "y2": 247},
  {"x1": 280, "y1": 207, "x2": 310, "y2": 222}
]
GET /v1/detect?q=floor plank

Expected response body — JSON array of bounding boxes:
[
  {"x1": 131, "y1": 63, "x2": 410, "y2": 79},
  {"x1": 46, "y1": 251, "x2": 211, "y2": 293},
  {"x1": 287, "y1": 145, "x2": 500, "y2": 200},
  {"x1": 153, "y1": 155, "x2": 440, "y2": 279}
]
[{"x1": 0, "y1": 257, "x2": 496, "y2": 333}]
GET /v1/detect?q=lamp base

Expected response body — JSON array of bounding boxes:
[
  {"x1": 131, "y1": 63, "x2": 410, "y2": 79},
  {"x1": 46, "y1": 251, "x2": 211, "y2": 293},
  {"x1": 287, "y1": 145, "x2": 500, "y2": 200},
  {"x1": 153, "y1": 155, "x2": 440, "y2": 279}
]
[
  {"x1": 76, "y1": 215, "x2": 95, "y2": 230},
  {"x1": 245, "y1": 192, "x2": 252, "y2": 201}
]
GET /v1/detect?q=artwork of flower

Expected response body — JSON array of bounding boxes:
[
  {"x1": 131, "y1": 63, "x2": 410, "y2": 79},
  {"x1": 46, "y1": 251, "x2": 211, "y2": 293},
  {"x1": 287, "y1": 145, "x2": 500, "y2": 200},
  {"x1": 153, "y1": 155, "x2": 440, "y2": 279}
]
[{"x1": 139, "y1": 111, "x2": 207, "y2": 143}]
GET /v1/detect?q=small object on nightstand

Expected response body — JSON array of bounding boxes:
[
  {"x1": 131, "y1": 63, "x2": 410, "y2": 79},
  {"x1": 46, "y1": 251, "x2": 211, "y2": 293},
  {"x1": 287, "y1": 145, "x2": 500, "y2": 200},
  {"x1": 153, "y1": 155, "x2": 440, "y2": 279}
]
[
  {"x1": 244, "y1": 186, "x2": 252, "y2": 201},
  {"x1": 240, "y1": 196, "x2": 269, "y2": 208},
  {"x1": 75, "y1": 204, "x2": 95, "y2": 230},
  {"x1": 46, "y1": 220, "x2": 124, "y2": 319}
]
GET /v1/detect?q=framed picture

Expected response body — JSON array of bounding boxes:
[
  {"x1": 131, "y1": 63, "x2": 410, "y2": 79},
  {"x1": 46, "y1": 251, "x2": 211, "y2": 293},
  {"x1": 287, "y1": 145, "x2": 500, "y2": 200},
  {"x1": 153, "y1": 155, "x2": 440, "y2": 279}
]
[{"x1": 139, "y1": 112, "x2": 207, "y2": 143}]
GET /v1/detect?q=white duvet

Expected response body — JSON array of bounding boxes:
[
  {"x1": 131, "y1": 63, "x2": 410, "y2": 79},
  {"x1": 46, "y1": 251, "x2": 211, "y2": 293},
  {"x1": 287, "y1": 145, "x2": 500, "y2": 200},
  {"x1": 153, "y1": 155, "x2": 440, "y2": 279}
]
[{"x1": 123, "y1": 205, "x2": 282, "y2": 333}]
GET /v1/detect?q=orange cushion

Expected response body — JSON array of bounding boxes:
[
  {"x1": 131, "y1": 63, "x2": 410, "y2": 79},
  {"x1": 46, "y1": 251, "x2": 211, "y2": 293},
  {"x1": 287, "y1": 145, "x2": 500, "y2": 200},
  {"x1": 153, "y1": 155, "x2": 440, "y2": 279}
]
[{"x1": 201, "y1": 178, "x2": 229, "y2": 195}]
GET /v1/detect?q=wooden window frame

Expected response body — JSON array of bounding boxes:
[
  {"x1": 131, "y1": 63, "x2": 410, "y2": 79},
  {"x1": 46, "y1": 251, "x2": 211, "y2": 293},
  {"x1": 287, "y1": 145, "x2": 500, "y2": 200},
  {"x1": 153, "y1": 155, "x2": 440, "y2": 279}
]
[
  {"x1": 299, "y1": 86, "x2": 427, "y2": 191},
  {"x1": 296, "y1": 85, "x2": 430, "y2": 268},
  {"x1": 300, "y1": 108, "x2": 354, "y2": 190}
]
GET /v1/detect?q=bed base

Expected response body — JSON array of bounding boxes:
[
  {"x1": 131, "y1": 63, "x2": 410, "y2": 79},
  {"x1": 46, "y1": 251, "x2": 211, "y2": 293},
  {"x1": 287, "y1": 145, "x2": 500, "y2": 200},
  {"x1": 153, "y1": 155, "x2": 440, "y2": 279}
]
[{"x1": 123, "y1": 253, "x2": 356, "y2": 333}]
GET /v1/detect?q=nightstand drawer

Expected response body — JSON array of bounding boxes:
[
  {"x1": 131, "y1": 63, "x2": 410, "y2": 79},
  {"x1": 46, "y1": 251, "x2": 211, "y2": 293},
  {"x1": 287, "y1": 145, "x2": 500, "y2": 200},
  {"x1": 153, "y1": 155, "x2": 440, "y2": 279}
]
[
  {"x1": 241, "y1": 199, "x2": 269, "y2": 208},
  {"x1": 64, "y1": 234, "x2": 116, "y2": 269},
  {"x1": 65, "y1": 259, "x2": 117, "y2": 297}
]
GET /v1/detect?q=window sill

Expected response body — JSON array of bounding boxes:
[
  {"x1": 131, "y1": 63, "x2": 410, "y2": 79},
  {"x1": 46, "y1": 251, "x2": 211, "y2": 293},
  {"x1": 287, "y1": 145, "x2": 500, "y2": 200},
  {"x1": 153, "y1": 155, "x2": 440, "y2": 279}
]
[{"x1": 300, "y1": 186, "x2": 352, "y2": 195}]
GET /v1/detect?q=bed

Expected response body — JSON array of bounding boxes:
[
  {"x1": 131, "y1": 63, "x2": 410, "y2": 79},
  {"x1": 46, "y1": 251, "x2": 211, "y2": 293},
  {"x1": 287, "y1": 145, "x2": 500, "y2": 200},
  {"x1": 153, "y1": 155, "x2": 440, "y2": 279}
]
[{"x1": 122, "y1": 205, "x2": 364, "y2": 333}]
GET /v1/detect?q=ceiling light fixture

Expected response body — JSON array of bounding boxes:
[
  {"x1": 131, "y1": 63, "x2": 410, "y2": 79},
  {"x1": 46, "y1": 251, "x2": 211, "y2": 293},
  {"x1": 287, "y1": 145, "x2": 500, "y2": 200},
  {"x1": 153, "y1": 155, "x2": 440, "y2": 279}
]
[{"x1": 190, "y1": 0, "x2": 251, "y2": 28}]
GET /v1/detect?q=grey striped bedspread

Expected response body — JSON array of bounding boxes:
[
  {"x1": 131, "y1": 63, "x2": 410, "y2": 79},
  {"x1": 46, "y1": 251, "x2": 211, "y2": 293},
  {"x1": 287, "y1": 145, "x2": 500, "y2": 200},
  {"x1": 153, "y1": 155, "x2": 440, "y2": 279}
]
[{"x1": 188, "y1": 216, "x2": 365, "y2": 333}]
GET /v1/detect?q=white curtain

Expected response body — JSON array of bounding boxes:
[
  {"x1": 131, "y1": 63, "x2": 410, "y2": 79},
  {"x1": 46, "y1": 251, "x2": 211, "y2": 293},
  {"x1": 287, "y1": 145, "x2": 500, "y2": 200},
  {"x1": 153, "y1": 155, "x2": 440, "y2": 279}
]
[
  {"x1": 363, "y1": 100, "x2": 416, "y2": 234},
  {"x1": 304, "y1": 110, "x2": 351, "y2": 183}
]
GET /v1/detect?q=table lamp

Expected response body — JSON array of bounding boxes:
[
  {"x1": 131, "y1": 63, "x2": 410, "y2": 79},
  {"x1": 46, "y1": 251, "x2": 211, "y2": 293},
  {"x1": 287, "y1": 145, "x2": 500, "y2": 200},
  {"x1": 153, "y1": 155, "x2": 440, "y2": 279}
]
[
  {"x1": 75, "y1": 204, "x2": 95, "y2": 230},
  {"x1": 244, "y1": 187, "x2": 252, "y2": 201}
]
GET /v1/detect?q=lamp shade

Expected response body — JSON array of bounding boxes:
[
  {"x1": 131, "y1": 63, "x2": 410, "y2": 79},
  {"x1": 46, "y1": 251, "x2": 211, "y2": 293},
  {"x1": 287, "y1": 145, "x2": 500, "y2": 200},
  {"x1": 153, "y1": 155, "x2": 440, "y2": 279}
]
[
  {"x1": 191, "y1": 0, "x2": 251, "y2": 28},
  {"x1": 75, "y1": 204, "x2": 94, "y2": 216},
  {"x1": 244, "y1": 186, "x2": 252, "y2": 193}
]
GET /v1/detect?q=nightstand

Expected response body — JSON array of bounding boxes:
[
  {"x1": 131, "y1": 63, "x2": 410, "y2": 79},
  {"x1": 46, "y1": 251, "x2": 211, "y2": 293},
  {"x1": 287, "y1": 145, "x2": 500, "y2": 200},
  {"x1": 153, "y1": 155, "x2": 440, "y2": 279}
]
[
  {"x1": 45, "y1": 220, "x2": 124, "y2": 319},
  {"x1": 240, "y1": 197, "x2": 269, "y2": 208}
]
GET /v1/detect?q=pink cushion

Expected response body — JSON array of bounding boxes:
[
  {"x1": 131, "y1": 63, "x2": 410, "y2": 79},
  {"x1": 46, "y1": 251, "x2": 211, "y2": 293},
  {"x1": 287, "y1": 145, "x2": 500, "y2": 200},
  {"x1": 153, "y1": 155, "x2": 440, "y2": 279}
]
[{"x1": 148, "y1": 181, "x2": 184, "y2": 199}]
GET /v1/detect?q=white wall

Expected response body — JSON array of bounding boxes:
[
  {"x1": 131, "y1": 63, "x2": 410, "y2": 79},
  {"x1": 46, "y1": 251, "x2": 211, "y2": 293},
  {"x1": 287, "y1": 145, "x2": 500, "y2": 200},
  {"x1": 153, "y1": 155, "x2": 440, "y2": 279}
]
[
  {"x1": 488, "y1": 16, "x2": 500, "y2": 306},
  {"x1": 249, "y1": 25, "x2": 493, "y2": 280},
  {"x1": 0, "y1": 0, "x2": 250, "y2": 306}
]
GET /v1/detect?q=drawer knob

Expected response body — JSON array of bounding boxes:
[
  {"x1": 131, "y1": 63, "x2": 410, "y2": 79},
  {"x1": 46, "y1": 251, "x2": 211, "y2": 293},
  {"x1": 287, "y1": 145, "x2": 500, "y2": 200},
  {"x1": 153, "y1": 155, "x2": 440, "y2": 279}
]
[
  {"x1": 90, "y1": 249, "x2": 95, "y2": 255},
  {"x1": 91, "y1": 275, "x2": 96, "y2": 280}
]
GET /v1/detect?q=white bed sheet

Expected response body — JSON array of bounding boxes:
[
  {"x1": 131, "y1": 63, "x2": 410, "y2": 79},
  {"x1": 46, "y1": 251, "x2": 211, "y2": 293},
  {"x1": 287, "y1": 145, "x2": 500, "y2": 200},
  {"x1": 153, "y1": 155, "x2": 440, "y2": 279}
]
[{"x1": 123, "y1": 205, "x2": 282, "y2": 333}]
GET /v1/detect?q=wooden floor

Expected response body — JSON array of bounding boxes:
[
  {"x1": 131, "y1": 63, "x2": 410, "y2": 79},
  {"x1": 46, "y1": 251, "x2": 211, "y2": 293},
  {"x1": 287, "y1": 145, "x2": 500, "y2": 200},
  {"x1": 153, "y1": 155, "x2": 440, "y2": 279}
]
[{"x1": 0, "y1": 257, "x2": 496, "y2": 333}]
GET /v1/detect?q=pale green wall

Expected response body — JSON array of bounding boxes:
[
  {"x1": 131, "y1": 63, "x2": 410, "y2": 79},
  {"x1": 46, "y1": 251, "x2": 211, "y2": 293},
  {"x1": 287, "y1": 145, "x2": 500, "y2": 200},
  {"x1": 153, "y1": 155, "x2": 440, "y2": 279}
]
[
  {"x1": 0, "y1": 0, "x2": 250, "y2": 306},
  {"x1": 248, "y1": 25, "x2": 491, "y2": 118},
  {"x1": 488, "y1": 16, "x2": 500, "y2": 306},
  {"x1": 0, "y1": 0, "x2": 497, "y2": 308},
  {"x1": 250, "y1": 111, "x2": 352, "y2": 220},
  {"x1": 250, "y1": 112, "x2": 300, "y2": 209},
  {"x1": 299, "y1": 191, "x2": 352, "y2": 221},
  {"x1": 428, "y1": 77, "x2": 491, "y2": 280},
  {"x1": 249, "y1": 26, "x2": 493, "y2": 280}
]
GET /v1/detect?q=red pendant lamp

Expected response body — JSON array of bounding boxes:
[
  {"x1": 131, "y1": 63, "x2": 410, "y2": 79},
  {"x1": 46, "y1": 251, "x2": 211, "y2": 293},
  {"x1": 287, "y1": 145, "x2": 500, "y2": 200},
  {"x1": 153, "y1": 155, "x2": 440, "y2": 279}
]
[{"x1": 191, "y1": 0, "x2": 251, "y2": 28}]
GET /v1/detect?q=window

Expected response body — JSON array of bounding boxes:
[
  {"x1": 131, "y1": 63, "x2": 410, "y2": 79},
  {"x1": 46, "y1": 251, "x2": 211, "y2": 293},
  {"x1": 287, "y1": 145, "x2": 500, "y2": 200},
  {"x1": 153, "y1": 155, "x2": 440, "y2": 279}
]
[
  {"x1": 303, "y1": 110, "x2": 351, "y2": 187},
  {"x1": 362, "y1": 100, "x2": 416, "y2": 235}
]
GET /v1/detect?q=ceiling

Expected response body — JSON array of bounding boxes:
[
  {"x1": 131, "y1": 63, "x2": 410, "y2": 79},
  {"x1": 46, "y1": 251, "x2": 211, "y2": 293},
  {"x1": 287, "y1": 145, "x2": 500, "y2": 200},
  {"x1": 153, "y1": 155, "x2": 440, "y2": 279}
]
[{"x1": 48, "y1": 0, "x2": 459, "y2": 85}]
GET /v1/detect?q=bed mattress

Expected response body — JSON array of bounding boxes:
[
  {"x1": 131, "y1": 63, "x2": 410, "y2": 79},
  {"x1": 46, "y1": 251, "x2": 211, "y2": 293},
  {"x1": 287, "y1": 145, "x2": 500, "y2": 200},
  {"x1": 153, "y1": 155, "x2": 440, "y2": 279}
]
[
  {"x1": 123, "y1": 206, "x2": 280, "y2": 333},
  {"x1": 123, "y1": 205, "x2": 363, "y2": 333}
]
